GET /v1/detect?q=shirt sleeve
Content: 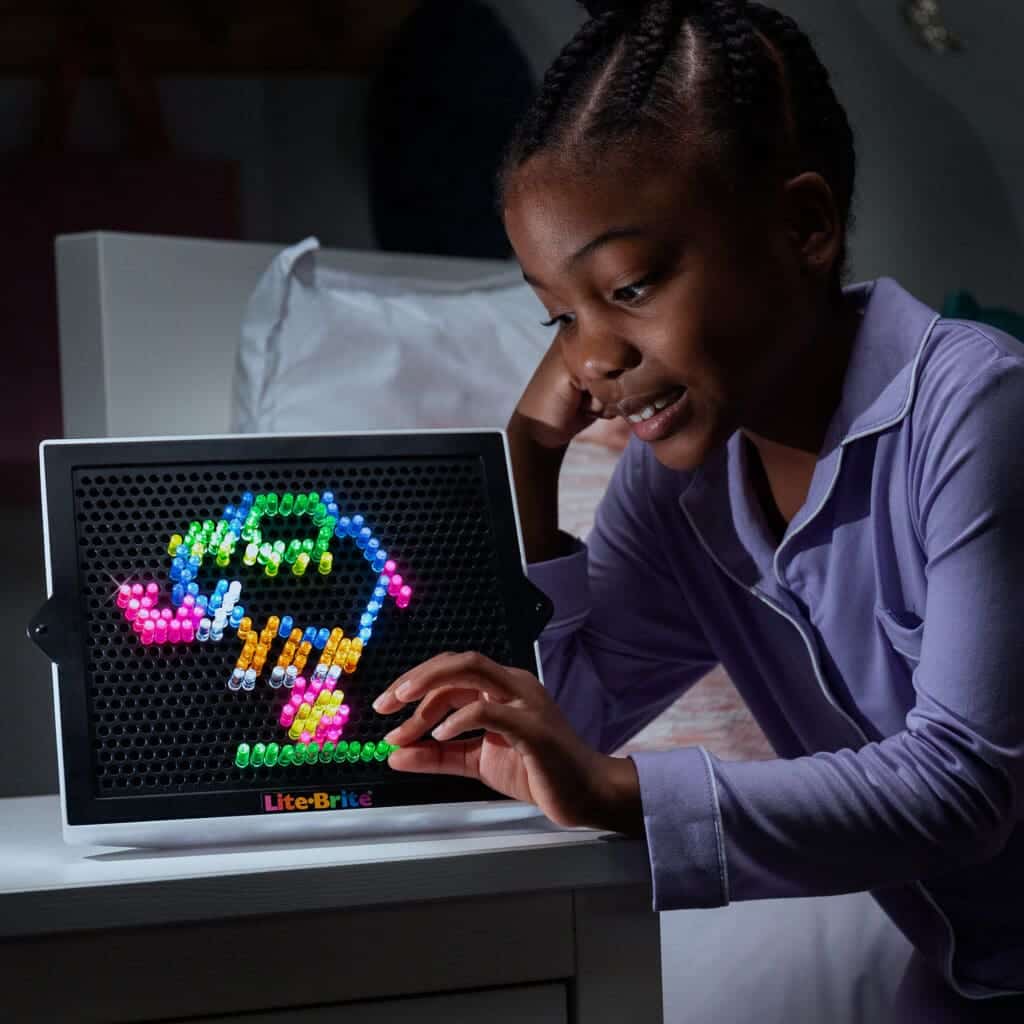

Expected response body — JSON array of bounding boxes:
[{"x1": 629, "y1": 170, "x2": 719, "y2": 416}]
[
  {"x1": 636, "y1": 358, "x2": 1024, "y2": 912},
  {"x1": 526, "y1": 440, "x2": 723, "y2": 898}
]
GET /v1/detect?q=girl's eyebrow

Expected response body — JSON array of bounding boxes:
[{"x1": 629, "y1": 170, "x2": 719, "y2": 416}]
[
  {"x1": 522, "y1": 224, "x2": 650, "y2": 290},
  {"x1": 568, "y1": 225, "x2": 648, "y2": 268}
]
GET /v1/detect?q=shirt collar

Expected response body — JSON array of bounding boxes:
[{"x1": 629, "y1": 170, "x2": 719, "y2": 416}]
[{"x1": 823, "y1": 275, "x2": 940, "y2": 448}]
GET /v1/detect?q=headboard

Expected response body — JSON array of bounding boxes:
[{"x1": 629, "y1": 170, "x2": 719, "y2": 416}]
[{"x1": 54, "y1": 232, "x2": 514, "y2": 440}]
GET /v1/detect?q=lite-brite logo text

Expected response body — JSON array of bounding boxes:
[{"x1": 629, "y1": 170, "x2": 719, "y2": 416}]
[
  {"x1": 262, "y1": 789, "x2": 374, "y2": 812},
  {"x1": 112, "y1": 489, "x2": 413, "y2": 769}
]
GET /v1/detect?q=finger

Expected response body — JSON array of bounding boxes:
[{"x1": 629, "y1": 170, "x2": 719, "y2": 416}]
[
  {"x1": 389, "y1": 700, "x2": 525, "y2": 775},
  {"x1": 372, "y1": 651, "x2": 522, "y2": 714},
  {"x1": 382, "y1": 685, "x2": 480, "y2": 747},
  {"x1": 427, "y1": 698, "x2": 526, "y2": 747},
  {"x1": 386, "y1": 736, "x2": 483, "y2": 778}
]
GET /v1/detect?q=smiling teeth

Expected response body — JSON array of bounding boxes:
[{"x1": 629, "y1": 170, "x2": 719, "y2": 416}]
[
  {"x1": 629, "y1": 393, "x2": 675, "y2": 423},
  {"x1": 622, "y1": 405, "x2": 655, "y2": 421}
]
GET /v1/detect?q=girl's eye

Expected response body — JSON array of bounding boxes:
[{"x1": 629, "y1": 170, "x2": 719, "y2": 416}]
[
  {"x1": 540, "y1": 313, "x2": 575, "y2": 328},
  {"x1": 613, "y1": 277, "x2": 653, "y2": 304}
]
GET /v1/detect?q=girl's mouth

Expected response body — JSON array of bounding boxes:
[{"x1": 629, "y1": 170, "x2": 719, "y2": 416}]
[{"x1": 626, "y1": 386, "x2": 689, "y2": 442}]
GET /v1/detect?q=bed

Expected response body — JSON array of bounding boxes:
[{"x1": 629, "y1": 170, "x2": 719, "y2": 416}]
[{"x1": 55, "y1": 230, "x2": 912, "y2": 1023}]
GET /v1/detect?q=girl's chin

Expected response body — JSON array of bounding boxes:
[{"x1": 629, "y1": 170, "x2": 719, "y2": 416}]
[
  {"x1": 645, "y1": 430, "x2": 708, "y2": 472},
  {"x1": 645, "y1": 417, "x2": 730, "y2": 473}
]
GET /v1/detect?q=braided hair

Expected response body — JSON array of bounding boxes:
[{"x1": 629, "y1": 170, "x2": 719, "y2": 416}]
[{"x1": 498, "y1": 0, "x2": 856, "y2": 284}]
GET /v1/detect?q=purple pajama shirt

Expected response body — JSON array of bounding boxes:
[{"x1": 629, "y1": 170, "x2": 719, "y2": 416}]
[{"x1": 526, "y1": 277, "x2": 1024, "y2": 1013}]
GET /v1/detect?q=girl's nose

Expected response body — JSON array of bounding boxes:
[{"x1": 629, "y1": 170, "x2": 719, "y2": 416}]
[{"x1": 570, "y1": 328, "x2": 640, "y2": 386}]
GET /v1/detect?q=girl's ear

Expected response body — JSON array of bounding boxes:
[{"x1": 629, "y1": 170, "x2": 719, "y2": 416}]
[{"x1": 781, "y1": 171, "x2": 842, "y2": 280}]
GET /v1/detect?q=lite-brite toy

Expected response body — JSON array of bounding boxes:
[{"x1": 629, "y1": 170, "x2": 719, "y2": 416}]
[{"x1": 31, "y1": 432, "x2": 552, "y2": 848}]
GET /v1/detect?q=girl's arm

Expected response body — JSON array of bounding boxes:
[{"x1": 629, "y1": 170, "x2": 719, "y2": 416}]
[{"x1": 518, "y1": 425, "x2": 720, "y2": 763}]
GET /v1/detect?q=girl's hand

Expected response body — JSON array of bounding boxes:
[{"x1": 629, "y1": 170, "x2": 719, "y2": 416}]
[
  {"x1": 512, "y1": 337, "x2": 616, "y2": 451},
  {"x1": 371, "y1": 651, "x2": 629, "y2": 831}
]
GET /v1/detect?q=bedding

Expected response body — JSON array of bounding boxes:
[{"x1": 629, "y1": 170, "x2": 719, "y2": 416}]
[{"x1": 234, "y1": 237, "x2": 546, "y2": 436}]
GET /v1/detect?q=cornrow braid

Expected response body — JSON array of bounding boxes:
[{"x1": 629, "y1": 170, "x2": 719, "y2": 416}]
[
  {"x1": 624, "y1": 0, "x2": 688, "y2": 111},
  {"x1": 515, "y1": 7, "x2": 628, "y2": 160},
  {"x1": 746, "y1": 1, "x2": 856, "y2": 221},
  {"x1": 702, "y1": 0, "x2": 768, "y2": 114}
]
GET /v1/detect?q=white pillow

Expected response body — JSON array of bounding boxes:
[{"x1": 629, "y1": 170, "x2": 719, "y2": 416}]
[{"x1": 232, "y1": 237, "x2": 553, "y2": 434}]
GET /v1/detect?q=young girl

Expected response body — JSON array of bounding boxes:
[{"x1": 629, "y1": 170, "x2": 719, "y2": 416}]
[{"x1": 371, "y1": 1, "x2": 1024, "y2": 1017}]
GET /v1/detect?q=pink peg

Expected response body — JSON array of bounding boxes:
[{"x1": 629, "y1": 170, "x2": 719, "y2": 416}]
[
  {"x1": 169, "y1": 620, "x2": 182, "y2": 643},
  {"x1": 125, "y1": 599, "x2": 140, "y2": 622},
  {"x1": 384, "y1": 560, "x2": 396, "y2": 574},
  {"x1": 116, "y1": 585, "x2": 132, "y2": 608},
  {"x1": 141, "y1": 621, "x2": 156, "y2": 645},
  {"x1": 154, "y1": 619, "x2": 168, "y2": 644}
]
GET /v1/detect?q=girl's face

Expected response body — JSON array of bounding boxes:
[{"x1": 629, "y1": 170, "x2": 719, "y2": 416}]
[{"x1": 502, "y1": 151, "x2": 825, "y2": 472}]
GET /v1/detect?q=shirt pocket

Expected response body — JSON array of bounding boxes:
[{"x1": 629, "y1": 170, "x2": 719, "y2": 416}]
[{"x1": 874, "y1": 605, "x2": 924, "y2": 663}]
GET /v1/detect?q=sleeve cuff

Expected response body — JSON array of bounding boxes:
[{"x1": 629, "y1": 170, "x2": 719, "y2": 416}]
[
  {"x1": 629, "y1": 746, "x2": 730, "y2": 912},
  {"x1": 526, "y1": 533, "x2": 591, "y2": 637}
]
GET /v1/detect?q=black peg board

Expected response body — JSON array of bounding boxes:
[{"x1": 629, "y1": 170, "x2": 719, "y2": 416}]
[{"x1": 38, "y1": 433, "x2": 545, "y2": 827}]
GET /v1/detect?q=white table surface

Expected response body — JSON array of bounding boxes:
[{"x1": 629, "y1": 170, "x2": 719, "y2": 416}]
[{"x1": 0, "y1": 795, "x2": 651, "y2": 939}]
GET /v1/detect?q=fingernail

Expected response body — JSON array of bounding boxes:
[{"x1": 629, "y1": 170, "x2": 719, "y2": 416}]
[
  {"x1": 382, "y1": 730, "x2": 398, "y2": 744},
  {"x1": 371, "y1": 695, "x2": 385, "y2": 712},
  {"x1": 396, "y1": 679, "x2": 414, "y2": 699}
]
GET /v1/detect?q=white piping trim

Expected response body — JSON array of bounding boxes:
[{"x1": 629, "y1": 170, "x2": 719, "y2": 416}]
[
  {"x1": 771, "y1": 313, "x2": 941, "y2": 586},
  {"x1": 680, "y1": 499, "x2": 864, "y2": 736},
  {"x1": 839, "y1": 313, "x2": 939, "y2": 444},
  {"x1": 772, "y1": 445, "x2": 846, "y2": 590},
  {"x1": 698, "y1": 745, "x2": 730, "y2": 904}
]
